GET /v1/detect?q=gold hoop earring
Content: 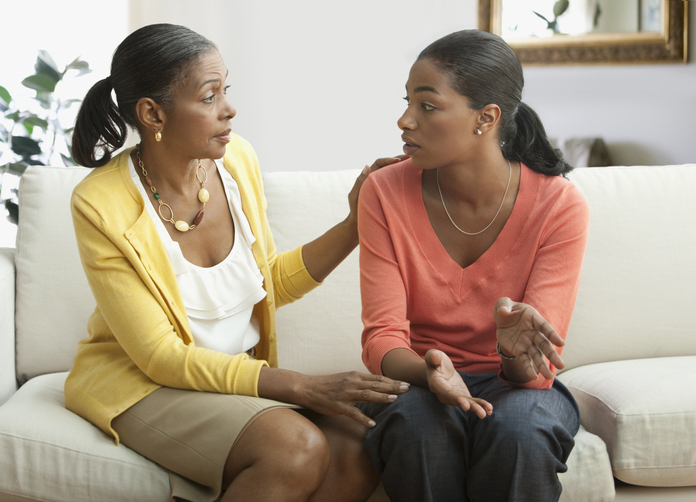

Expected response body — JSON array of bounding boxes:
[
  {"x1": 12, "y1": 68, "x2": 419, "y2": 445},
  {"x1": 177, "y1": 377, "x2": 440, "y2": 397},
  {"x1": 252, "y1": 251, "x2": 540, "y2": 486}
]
[{"x1": 155, "y1": 131, "x2": 162, "y2": 142}]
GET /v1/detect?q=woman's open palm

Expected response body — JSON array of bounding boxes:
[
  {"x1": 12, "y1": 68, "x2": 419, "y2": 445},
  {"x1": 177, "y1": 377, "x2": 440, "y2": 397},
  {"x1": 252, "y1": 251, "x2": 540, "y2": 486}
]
[
  {"x1": 424, "y1": 349, "x2": 492, "y2": 418},
  {"x1": 494, "y1": 297, "x2": 566, "y2": 380}
]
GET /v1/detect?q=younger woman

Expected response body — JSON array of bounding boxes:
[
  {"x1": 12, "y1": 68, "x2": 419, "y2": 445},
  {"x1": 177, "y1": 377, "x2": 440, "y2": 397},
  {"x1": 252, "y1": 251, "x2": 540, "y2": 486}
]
[{"x1": 357, "y1": 30, "x2": 589, "y2": 502}]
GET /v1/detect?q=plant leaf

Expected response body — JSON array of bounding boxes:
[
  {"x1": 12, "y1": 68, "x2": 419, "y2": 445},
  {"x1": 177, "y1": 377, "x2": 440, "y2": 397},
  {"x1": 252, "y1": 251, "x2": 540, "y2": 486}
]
[
  {"x1": 22, "y1": 74, "x2": 57, "y2": 93},
  {"x1": 554, "y1": 0, "x2": 570, "y2": 18},
  {"x1": 61, "y1": 153, "x2": 77, "y2": 166},
  {"x1": 35, "y1": 51, "x2": 61, "y2": 82},
  {"x1": 11, "y1": 136, "x2": 42, "y2": 157},
  {"x1": 0, "y1": 85, "x2": 11, "y2": 106},
  {"x1": 24, "y1": 115, "x2": 49, "y2": 130},
  {"x1": 532, "y1": 10, "x2": 551, "y2": 24},
  {"x1": 7, "y1": 162, "x2": 28, "y2": 175},
  {"x1": 66, "y1": 57, "x2": 92, "y2": 78}
]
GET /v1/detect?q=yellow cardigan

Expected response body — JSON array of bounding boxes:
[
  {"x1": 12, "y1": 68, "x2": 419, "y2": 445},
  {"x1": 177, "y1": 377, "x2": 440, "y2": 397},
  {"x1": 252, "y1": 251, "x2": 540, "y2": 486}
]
[{"x1": 65, "y1": 135, "x2": 320, "y2": 443}]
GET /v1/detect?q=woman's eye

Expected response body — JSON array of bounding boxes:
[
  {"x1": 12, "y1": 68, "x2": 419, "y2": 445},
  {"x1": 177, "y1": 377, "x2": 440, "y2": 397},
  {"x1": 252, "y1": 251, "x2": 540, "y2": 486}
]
[
  {"x1": 403, "y1": 96, "x2": 410, "y2": 105},
  {"x1": 223, "y1": 85, "x2": 231, "y2": 95},
  {"x1": 204, "y1": 95, "x2": 215, "y2": 103},
  {"x1": 421, "y1": 102, "x2": 435, "y2": 111}
]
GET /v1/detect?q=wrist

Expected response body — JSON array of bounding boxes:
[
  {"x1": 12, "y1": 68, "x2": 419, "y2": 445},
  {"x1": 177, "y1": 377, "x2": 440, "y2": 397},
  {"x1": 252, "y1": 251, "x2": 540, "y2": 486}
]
[
  {"x1": 258, "y1": 367, "x2": 307, "y2": 405},
  {"x1": 341, "y1": 214, "x2": 360, "y2": 248},
  {"x1": 496, "y1": 342, "x2": 518, "y2": 361}
]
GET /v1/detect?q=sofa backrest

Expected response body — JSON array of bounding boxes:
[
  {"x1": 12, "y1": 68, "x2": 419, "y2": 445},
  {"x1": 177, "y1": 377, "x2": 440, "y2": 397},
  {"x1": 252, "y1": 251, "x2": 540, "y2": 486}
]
[
  {"x1": 14, "y1": 165, "x2": 366, "y2": 384},
  {"x1": 563, "y1": 164, "x2": 696, "y2": 371},
  {"x1": 15, "y1": 166, "x2": 94, "y2": 384},
  {"x1": 14, "y1": 163, "x2": 696, "y2": 383}
]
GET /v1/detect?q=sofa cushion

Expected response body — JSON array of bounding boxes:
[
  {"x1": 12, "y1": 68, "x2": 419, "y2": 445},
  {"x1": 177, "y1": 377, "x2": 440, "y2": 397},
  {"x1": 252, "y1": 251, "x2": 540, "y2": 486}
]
[
  {"x1": 0, "y1": 248, "x2": 16, "y2": 405},
  {"x1": 0, "y1": 373, "x2": 614, "y2": 502},
  {"x1": 563, "y1": 165, "x2": 696, "y2": 371},
  {"x1": 15, "y1": 166, "x2": 94, "y2": 383},
  {"x1": 558, "y1": 356, "x2": 696, "y2": 487},
  {"x1": 0, "y1": 372, "x2": 172, "y2": 502},
  {"x1": 558, "y1": 425, "x2": 615, "y2": 502},
  {"x1": 263, "y1": 169, "x2": 368, "y2": 376}
]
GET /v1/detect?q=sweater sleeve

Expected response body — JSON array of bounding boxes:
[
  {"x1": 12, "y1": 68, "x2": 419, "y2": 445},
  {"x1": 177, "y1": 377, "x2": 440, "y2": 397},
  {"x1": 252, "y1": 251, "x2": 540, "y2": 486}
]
[
  {"x1": 71, "y1": 190, "x2": 267, "y2": 397},
  {"x1": 502, "y1": 183, "x2": 590, "y2": 390},
  {"x1": 358, "y1": 175, "x2": 419, "y2": 375}
]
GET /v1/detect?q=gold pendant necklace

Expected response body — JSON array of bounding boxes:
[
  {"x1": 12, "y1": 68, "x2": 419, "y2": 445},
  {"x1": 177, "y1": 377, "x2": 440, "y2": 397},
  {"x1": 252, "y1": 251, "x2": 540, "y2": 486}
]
[{"x1": 136, "y1": 145, "x2": 210, "y2": 232}]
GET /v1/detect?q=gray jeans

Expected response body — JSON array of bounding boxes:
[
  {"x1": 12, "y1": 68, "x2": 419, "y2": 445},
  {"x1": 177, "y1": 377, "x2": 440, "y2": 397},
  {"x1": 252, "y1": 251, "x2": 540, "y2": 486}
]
[{"x1": 358, "y1": 372, "x2": 579, "y2": 502}]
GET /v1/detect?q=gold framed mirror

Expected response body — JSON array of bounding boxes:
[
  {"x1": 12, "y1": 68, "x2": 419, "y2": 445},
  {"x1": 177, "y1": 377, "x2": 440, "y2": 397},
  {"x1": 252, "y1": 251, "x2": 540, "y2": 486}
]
[{"x1": 478, "y1": 0, "x2": 688, "y2": 65}]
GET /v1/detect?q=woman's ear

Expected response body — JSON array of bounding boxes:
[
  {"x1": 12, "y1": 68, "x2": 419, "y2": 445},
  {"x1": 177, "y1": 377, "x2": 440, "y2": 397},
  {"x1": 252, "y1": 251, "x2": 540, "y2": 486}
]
[
  {"x1": 135, "y1": 97, "x2": 165, "y2": 137},
  {"x1": 478, "y1": 104, "x2": 501, "y2": 134}
]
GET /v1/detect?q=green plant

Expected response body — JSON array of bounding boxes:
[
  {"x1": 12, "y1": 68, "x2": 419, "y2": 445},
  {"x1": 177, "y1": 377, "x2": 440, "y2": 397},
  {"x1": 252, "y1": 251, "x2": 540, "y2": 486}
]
[
  {"x1": 0, "y1": 50, "x2": 91, "y2": 223},
  {"x1": 533, "y1": 0, "x2": 570, "y2": 34}
]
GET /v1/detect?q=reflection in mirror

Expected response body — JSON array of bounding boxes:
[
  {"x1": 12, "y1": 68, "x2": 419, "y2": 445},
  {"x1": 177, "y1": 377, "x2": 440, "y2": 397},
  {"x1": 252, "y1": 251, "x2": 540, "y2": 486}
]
[
  {"x1": 501, "y1": 0, "x2": 663, "y2": 39},
  {"x1": 479, "y1": 0, "x2": 688, "y2": 65}
]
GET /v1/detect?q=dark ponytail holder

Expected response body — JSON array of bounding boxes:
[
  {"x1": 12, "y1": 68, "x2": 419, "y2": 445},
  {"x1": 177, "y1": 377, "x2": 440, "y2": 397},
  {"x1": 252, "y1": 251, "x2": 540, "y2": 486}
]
[{"x1": 72, "y1": 76, "x2": 127, "y2": 168}]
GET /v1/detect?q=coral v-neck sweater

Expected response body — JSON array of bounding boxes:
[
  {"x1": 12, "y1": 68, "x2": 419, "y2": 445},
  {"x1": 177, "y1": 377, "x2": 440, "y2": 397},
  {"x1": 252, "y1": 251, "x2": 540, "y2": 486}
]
[{"x1": 358, "y1": 160, "x2": 589, "y2": 389}]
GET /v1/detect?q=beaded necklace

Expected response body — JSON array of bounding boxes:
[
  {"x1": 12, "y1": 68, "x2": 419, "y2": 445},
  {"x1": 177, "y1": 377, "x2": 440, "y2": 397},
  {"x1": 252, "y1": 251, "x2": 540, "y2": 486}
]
[{"x1": 136, "y1": 145, "x2": 210, "y2": 232}]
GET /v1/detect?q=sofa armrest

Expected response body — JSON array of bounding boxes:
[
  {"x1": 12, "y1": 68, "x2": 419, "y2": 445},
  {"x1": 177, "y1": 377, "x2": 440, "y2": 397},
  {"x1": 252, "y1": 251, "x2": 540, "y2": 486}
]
[{"x1": 0, "y1": 247, "x2": 17, "y2": 405}]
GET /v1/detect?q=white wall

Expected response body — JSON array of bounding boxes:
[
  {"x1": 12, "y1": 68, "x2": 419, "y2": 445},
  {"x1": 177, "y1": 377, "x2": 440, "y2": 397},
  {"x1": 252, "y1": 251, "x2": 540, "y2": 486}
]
[
  {"x1": 129, "y1": 0, "x2": 696, "y2": 170},
  {"x1": 129, "y1": 0, "x2": 477, "y2": 172}
]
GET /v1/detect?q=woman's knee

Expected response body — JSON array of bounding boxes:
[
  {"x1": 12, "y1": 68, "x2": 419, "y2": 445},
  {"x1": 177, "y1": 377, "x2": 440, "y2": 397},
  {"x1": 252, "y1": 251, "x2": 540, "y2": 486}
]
[
  {"x1": 365, "y1": 386, "x2": 467, "y2": 470},
  {"x1": 224, "y1": 409, "x2": 330, "y2": 490}
]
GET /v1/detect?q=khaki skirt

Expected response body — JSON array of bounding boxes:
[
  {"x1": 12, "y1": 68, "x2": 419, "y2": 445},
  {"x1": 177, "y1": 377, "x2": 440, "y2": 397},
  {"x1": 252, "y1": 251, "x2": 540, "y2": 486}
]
[{"x1": 111, "y1": 387, "x2": 297, "y2": 502}]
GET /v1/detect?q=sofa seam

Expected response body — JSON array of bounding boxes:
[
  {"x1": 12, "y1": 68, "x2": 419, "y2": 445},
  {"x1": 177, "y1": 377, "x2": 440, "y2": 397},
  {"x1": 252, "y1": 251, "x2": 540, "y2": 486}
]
[{"x1": 567, "y1": 386, "x2": 696, "y2": 417}]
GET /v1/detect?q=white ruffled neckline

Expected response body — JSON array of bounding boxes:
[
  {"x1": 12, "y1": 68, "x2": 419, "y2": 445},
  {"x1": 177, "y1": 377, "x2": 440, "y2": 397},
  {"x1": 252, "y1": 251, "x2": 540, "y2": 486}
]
[{"x1": 129, "y1": 156, "x2": 267, "y2": 322}]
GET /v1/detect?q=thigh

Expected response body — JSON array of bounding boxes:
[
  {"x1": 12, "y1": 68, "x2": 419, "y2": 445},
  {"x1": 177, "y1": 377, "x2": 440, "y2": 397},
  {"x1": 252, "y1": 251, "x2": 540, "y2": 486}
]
[
  {"x1": 223, "y1": 407, "x2": 328, "y2": 485},
  {"x1": 112, "y1": 387, "x2": 297, "y2": 502},
  {"x1": 469, "y1": 375, "x2": 580, "y2": 438},
  {"x1": 359, "y1": 385, "x2": 470, "y2": 502},
  {"x1": 461, "y1": 375, "x2": 580, "y2": 502}
]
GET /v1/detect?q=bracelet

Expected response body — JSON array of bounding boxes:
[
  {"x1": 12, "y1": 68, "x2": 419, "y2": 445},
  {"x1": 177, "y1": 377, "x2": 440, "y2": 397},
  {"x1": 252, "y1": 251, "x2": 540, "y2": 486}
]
[{"x1": 496, "y1": 342, "x2": 519, "y2": 361}]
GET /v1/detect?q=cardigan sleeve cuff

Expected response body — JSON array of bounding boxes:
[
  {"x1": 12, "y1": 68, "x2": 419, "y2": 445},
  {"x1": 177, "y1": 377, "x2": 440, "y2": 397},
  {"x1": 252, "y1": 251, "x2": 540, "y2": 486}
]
[
  {"x1": 275, "y1": 244, "x2": 322, "y2": 300},
  {"x1": 233, "y1": 357, "x2": 270, "y2": 397}
]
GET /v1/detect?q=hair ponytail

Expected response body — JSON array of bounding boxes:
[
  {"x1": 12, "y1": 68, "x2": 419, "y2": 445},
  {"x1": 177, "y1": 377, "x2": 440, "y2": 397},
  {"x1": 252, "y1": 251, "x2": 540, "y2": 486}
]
[
  {"x1": 72, "y1": 77, "x2": 127, "y2": 167},
  {"x1": 503, "y1": 102, "x2": 571, "y2": 176}
]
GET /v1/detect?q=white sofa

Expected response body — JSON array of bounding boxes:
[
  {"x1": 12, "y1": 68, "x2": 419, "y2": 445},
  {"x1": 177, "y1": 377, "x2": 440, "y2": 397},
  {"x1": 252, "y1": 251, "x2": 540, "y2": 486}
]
[{"x1": 1, "y1": 162, "x2": 695, "y2": 502}]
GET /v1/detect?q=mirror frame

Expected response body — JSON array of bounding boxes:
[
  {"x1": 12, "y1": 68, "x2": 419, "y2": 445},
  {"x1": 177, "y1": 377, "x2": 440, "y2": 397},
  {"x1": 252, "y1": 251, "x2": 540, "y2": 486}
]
[{"x1": 478, "y1": 0, "x2": 689, "y2": 65}]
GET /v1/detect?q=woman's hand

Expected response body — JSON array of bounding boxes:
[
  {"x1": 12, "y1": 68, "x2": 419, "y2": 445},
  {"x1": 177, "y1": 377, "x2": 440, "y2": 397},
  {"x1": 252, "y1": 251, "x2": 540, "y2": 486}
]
[
  {"x1": 424, "y1": 349, "x2": 492, "y2": 419},
  {"x1": 346, "y1": 155, "x2": 409, "y2": 224},
  {"x1": 297, "y1": 371, "x2": 410, "y2": 428},
  {"x1": 494, "y1": 297, "x2": 566, "y2": 381}
]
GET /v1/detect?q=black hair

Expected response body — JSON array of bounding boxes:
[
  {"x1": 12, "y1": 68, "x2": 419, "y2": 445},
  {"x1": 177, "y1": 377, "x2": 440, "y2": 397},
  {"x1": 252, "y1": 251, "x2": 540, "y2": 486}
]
[
  {"x1": 72, "y1": 24, "x2": 216, "y2": 167},
  {"x1": 418, "y1": 30, "x2": 571, "y2": 176}
]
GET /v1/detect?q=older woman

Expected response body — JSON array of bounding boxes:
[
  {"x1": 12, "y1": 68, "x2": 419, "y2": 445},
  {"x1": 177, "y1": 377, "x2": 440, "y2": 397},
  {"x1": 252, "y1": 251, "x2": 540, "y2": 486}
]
[
  {"x1": 357, "y1": 30, "x2": 590, "y2": 502},
  {"x1": 66, "y1": 23, "x2": 407, "y2": 502}
]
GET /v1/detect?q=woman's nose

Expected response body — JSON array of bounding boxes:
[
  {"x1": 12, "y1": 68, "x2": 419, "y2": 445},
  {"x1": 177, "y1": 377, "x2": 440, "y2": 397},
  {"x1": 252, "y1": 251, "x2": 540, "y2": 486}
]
[
  {"x1": 224, "y1": 96, "x2": 236, "y2": 120},
  {"x1": 397, "y1": 108, "x2": 414, "y2": 131}
]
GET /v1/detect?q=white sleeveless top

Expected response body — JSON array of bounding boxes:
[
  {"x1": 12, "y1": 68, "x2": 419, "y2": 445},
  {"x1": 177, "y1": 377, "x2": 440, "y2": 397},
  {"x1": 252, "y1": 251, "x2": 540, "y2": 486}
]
[{"x1": 130, "y1": 157, "x2": 267, "y2": 355}]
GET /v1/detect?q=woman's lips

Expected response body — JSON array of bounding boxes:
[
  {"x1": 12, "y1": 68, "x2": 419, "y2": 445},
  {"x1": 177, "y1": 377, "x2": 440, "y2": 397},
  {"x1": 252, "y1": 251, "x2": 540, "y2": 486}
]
[
  {"x1": 403, "y1": 143, "x2": 420, "y2": 156},
  {"x1": 215, "y1": 130, "x2": 232, "y2": 143}
]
